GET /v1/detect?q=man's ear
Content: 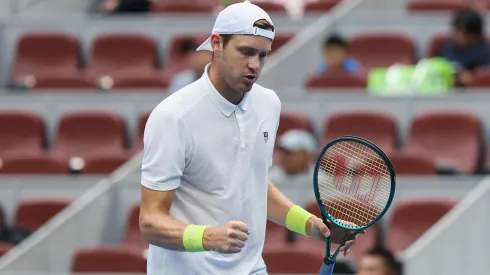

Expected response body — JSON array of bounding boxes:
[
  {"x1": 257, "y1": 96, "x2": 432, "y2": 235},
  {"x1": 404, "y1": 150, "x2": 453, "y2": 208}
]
[{"x1": 210, "y1": 34, "x2": 222, "y2": 53}]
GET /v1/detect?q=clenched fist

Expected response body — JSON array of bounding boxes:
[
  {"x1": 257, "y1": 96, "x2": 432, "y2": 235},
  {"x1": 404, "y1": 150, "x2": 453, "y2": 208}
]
[{"x1": 203, "y1": 220, "x2": 249, "y2": 254}]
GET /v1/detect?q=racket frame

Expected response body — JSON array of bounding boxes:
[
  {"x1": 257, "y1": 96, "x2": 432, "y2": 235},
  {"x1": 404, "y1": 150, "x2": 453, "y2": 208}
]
[{"x1": 313, "y1": 135, "x2": 396, "y2": 265}]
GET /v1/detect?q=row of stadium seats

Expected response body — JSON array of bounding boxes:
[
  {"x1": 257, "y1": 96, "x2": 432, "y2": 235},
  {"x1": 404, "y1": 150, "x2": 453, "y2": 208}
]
[
  {"x1": 108, "y1": 0, "x2": 490, "y2": 14},
  {"x1": 9, "y1": 32, "x2": 291, "y2": 90},
  {"x1": 0, "y1": 198, "x2": 72, "y2": 257},
  {"x1": 149, "y1": 0, "x2": 339, "y2": 14},
  {"x1": 10, "y1": 31, "x2": 490, "y2": 90},
  {"x1": 0, "y1": 109, "x2": 488, "y2": 174},
  {"x1": 2, "y1": 197, "x2": 452, "y2": 273},
  {"x1": 406, "y1": 0, "x2": 489, "y2": 12}
]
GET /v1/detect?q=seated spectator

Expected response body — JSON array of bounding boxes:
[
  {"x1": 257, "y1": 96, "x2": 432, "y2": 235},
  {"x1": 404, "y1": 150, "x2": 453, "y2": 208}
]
[
  {"x1": 316, "y1": 34, "x2": 361, "y2": 75},
  {"x1": 269, "y1": 129, "x2": 317, "y2": 180},
  {"x1": 98, "y1": 0, "x2": 150, "y2": 13},
  {"x1": 169, "y1": 39, "x2": 212, "y2": 92},
  {"x1": 356, "y1": 247, "x2": 398, "y2": 275},
  {"x1": 437, "y1": 7, "x2": 490, "y2": 86}
]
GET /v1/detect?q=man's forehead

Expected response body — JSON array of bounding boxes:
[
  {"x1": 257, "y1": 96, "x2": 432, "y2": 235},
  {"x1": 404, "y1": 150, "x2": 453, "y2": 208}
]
[{"x1": 231, "y1": 34, "x2": 272, "y2": 50}]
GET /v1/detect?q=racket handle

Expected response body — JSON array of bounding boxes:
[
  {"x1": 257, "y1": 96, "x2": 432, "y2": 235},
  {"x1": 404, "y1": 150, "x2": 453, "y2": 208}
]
[{"x1": 319, "y1": 261, "x2": 336, "y2": 275}]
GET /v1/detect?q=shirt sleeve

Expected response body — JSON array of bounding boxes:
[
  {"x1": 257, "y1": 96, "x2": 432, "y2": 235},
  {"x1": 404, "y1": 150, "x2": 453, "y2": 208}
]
[{"x1": 141, "y1": 109, "x2": 190, "y2": 191}]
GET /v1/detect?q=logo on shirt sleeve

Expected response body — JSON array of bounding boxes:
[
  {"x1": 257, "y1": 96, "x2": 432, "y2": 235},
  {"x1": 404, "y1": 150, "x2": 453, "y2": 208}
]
[{"x1": 263, "y1": 132, "x2": 268, "y2": 143}]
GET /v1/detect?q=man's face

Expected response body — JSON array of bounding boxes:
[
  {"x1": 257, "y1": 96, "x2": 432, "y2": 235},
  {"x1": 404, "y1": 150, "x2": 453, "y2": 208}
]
[
  {"x1": 216, "y1": 34, "x2": 272, "y2": 93},
  {"x1": 356, "y1": 255, "x2": 392, "y2": 275},
  {"x1": 278, "y1": 149, "x2": 309, "y2": 175},
  {"x1": 452, "y1": 27, "x2": 473, "y2": 47},
  {"x1": 323, "y1": 45, "x2": 347, "y2": 69}
]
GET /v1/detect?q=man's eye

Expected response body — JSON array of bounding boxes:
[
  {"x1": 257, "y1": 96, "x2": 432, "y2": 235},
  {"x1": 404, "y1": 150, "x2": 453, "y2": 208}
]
[{"x1": 241, "y1": 50, "x2": 254, "y2": 56}]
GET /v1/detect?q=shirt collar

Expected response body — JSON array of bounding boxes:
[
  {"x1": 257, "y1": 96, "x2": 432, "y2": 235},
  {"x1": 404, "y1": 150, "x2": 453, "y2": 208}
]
[{"x1": 201, "y1": 63, "x2": 249, "y2": 117}]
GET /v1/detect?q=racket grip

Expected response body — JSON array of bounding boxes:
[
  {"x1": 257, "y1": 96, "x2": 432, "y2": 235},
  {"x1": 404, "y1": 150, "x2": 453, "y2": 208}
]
[{"x1": 318, "y1": 261, "x2": 335, "y2": 275}]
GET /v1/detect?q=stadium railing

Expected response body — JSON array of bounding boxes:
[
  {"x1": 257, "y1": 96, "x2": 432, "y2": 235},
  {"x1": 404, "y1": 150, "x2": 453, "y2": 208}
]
[{"x1": 403, "y1": 176, "x2": 490, "y2": 275}]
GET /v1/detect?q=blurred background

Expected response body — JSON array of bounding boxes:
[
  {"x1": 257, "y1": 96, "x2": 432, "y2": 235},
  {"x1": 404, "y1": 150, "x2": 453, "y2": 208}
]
[{"x1": 0, "y1": 0, "x2": 489, "y2": 274}]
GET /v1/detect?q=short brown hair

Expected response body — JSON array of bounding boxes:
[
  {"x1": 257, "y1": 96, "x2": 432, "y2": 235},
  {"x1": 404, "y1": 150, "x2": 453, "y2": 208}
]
[{"x1": 220, "y1": 19, "x2": 274, "y2": 48}]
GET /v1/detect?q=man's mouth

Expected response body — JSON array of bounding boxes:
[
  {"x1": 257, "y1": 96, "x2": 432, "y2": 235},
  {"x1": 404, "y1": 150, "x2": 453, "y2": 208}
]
[{"x1": 244, "y1": 75, "x2": 256, "y2": 81}]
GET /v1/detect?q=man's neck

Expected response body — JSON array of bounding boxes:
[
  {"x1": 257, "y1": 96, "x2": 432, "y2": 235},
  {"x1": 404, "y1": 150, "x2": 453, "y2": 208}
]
[{"x1": 208, "y1": 62, "x2": 244, "y2": 105}]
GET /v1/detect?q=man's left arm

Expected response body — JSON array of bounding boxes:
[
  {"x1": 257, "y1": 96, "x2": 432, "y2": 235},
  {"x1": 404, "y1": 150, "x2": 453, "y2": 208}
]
[{"x1": 266, "y1": 180, "x2": 323, "y2": 237}]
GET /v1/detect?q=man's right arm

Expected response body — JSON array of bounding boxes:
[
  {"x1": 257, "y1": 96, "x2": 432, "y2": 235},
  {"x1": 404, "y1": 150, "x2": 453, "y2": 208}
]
[
  {"x1": 139, "y1": 186, "x2": 188, "y2": 251},
  {"x1": 139, "y1": 109, "x2": 248, "y2": 253}
]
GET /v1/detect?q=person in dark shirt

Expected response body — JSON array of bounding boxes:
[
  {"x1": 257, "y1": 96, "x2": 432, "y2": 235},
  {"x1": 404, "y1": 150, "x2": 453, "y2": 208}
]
[
  {"x1": 316, "y1": 33, "x2": 361, "y2": 74},
  {"x1": 99, "y1": 0, "x2": 150, "y2": 13},
  {"x1": 356, "y1": 247, "x2": 398, "y2": 275},
  {"x1": 438, "y1": 7, "x2": 490, "y2": 86}
]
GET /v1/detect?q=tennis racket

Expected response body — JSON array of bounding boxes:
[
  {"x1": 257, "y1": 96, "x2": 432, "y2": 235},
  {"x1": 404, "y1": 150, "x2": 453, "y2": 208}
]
[{"x1": 313, "y1": 136, "x2": 396, "y2": 275}]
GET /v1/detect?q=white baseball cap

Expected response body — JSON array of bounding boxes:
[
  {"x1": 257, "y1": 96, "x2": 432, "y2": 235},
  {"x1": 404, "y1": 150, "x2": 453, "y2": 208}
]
[
  {"x1": 196, "y1": 0, "x2": 275, "y2": 52},
  {"x1": 279, "y1": 129, "x2": 318, "y2": 154}
]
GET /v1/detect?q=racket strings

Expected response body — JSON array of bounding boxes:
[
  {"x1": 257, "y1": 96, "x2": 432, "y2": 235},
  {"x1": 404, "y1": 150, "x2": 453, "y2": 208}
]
[{"x1": 317, "y1": 141, "x2": 392, "y2": 227}]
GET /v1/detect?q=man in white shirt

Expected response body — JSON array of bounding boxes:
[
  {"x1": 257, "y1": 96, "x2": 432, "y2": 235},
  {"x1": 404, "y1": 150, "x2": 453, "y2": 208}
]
[
  {"x1": 139, "y1": 1, "x2": 359, "y2": 274},
  {"x1": 268, "y1": 129, "x2": 318, "y2": 206}
]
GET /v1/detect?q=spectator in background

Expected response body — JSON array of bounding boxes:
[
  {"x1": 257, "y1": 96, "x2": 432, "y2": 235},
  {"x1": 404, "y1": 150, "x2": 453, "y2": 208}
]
[
  {"x1": 316, "y1": 34, "x2": 361, "y2": 75},
  {"x1": 437, "y1": 7, "x2": 490, "y2": 86},
  {"x1": 269, "y1": 129, "x2": 317, "y2": 180},
  {"x1": 98, "y1": 0, "x2": 150, "y2": 13},
  {"x1": 169, "y1": 38, "x2": 212, "y2": 92},
  {"x1": 356, "y1": 247, "x2": 398, "y2": 275}
]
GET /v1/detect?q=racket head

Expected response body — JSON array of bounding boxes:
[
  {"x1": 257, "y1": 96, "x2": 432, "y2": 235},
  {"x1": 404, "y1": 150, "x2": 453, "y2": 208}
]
[{"x1": 313, "y1": 135, "x2": 396, "y2": 231}]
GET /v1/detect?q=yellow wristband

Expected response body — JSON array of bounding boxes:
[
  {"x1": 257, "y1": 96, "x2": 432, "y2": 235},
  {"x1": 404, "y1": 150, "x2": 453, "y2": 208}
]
[
  {"x1": 183, "y1": 225, "x2": 209, "y2": 252},
  {"x1": 285, "y1": 205, "x2": 315, "y2": 236}
]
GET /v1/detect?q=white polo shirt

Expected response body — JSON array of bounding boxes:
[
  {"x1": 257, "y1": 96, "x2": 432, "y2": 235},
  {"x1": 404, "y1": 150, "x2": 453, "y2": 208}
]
[{"x1": 141, "y1": 64, "x2": 281, "y2": 275}]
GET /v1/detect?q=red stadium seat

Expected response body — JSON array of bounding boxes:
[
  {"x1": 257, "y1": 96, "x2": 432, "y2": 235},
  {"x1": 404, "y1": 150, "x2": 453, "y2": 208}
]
[
  {"x1": 305, "y1": 0, "x2": 340, "y2": 12},
  {"x1": 124, "y1": 203, "x2": 147, "y2": 249},
  {"x1": 271, "y1": 33, "x2": 294, "y2": 54},
  {"x1": 427, "y1": 33, "x2": 450, "y2": 57},
  {"x1": 0, "y1": 243, "x2": 13, "y2": 258},
  {"x1": 52, "y1": 111, "x2": 127, "y2": 161},
  {"x1": 82, "y1": 153, "x2": 131, "y2": 174},
  {"x1": 11, "y1": 32, "x2": 81, "y2": 86},
  {"x1": 263, "y1": 244, "x2": 325, "y2": 273},
  {"x1": 277, "y1": 112, "x2": 314, "y2": 137},
  {"x1": 388, "y1": 152, "x2": 437, "y2": 175},
  {"x1": 165, "y1": 34, "x2": 209, "y2": 72},
  {"x1": 402, "y1": 111, "x2": 482, "y2": 173},
  {"x1": 407, "y1": 0, "x2": 472, "y2": 12},
  {"x1": 0, "y1": 111, "x2": 44, "y2": 157},
  {"x1": 30, "y1": 74, "x2": 97, "y2": 90},
  {"x1": 349, "y1": 33, "x2": 415, "y2": 68},
  {"x1": 86, "y1": 33, "x2": 158, "y2": 80},
  {"x1": 253, "y1": 2, "x2": 287, "y2": 13},
  {"x1": 386, "y1": 199, "x2": 456, "y2": 254},
  {"x1": 322, "y1": 111, "x2": 397, "y2": 154},
  {"x1": 0, "y1": 153, "x2": 68, "y2": 174},
  {"x1": 14, "y1": 198, "x2": 72, "y2": 232},
  {"x1": 135, "y1": 112, "x2": 151, "y2": 149},
  {"x1": 306, "y1": 72, "x2": 367, "y2": 89},
  {"x1": 467, "y1": 66, "x2": 490, "y2": 88},
  {"x1": 150, "y1": 1, "x2": 215, "y2": 13},
  {"x1": 72, "y1": 245, "x2": 146, "y2": 273}
]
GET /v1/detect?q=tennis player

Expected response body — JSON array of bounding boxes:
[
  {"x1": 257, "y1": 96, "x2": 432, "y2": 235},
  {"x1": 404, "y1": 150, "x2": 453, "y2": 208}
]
[{"x1": 140, "y1": 1, "x2": 359, "y2": 274}]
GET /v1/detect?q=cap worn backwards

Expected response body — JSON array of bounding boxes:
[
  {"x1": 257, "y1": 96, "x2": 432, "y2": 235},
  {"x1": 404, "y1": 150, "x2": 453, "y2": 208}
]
[{"x1": 196, "y1": 0, "x2": 275, "y2": 51}]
